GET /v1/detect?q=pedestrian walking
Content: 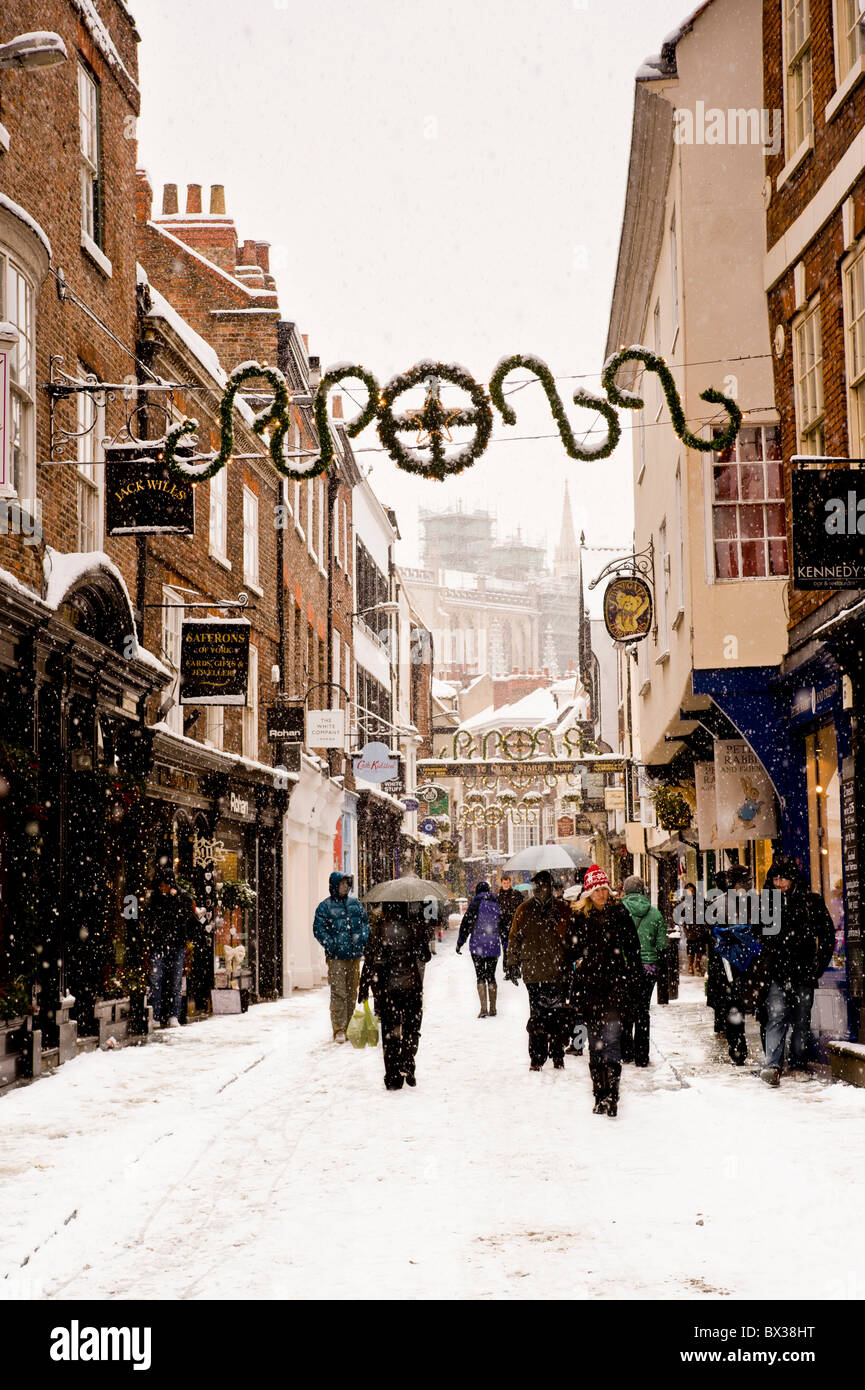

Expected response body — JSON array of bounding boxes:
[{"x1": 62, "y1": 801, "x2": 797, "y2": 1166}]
[
  {"x1": 147, "y1": 865, "x2": 199, "y2": 1028},
  {"x1": 757, "y1": 855, "x2": 834, "y2": 1087},
  {"x1": 619, "y1": 875, "x2": 667, "y2": 1066},
  {"x1": 506, "y1": 870, "x2": 574, "y2": 1071},
  {"x1": 358, "y1": 902, "x2": 430, "y2": 1090},
  {"x1": 496, "y1": 874, "x2": 522, "y2": 979},
  {"x1": 456, "y1": 882, "x2": 507, "y2": 1017},
  {"x1": 705, "y1": 870, "x2": 729, "y2": 1033},
  {"x1": 571, "y1": 865, "x2": 643, "y2": 1117},
  {"x1": 682, "y1": 883, "x2": 705, "y2": 974},
  {"x1": 708, "y1": 864, "x2": 760, "y2": 1066},
  {"x1": 313, "y1": 872, "x2": 370, "y2": 1043}
]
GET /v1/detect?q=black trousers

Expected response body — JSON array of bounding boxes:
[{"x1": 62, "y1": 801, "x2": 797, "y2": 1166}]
[
  {"x1": 525, "y1": 982, "x2": 569, "y2": 1066},
  {"x1": 621, "y1": 970, "x2": 656, "y2": 1064},
  {"x1": 379, "y1": 987, "x2": 423, "y2": 1083},
  {"x1": 718, "y1": 969, "x2": 747, "y2": 1062}
]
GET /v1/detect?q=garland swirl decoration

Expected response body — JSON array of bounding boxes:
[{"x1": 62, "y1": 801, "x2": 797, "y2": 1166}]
[{"x1": 164, "y1": 346, "x2": 741, "y2": 485}]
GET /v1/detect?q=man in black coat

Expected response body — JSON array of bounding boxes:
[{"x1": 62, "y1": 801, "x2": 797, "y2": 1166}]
[
  {"x1": 496, "y1": 875, "x2": 523, "y2": 978},
  {"x1": 358, "y1": 904, "x2": 431, "y2": 1090},
  {"x1": 147, "y1": 866, "x2": 198, "y2": 1028},
  {"x1": 758, "y1": 855, "x2": 835, "y2": 1085}
]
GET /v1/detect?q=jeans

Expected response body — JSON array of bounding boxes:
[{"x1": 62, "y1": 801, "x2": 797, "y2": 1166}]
[
  {"x1": 587, "y1": 1013, "x2": 624, "y2": 1069},
  {"x1": 525, "y1": 982, "x2": 570, "y2": 1066},
  {"x1": 764, "y1": 980, "x2": 814, "y2": 1071},
  {"x1": 149, "y1": 946, "x2": 185, "y2": 1025},
  {"x1": 327, "y1": 958, "x2": 362, "y2": 1036},
  {"x1": 622, "y1": 970, "x2": 656, "y2": 1065}
]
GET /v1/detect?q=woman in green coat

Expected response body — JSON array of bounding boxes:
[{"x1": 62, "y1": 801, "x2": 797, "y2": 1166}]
[{"x1": 619, "y1": 876, "x2": 667, "y2": 1066}]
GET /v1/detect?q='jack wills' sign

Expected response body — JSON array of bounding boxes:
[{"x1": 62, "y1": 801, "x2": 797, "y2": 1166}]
[
  {"x1": 105, "y1": 440, "x2": 195, "y2": 535},
  {"x1": 791, "y1": 467, "x2": 865, "y2": 588}
]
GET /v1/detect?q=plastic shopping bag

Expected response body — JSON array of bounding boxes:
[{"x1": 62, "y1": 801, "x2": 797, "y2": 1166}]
[
  {"x1": 347, "y1": 1006, "x2": 368, "y2": 1048},
  {"x1": 362, "y1": 999, "x2": 379, "y2": 1048}
]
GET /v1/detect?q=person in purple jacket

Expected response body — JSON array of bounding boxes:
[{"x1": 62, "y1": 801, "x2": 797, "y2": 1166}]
[{"x1": 456, "y1": 882, "x2": 507, "y2": 1018}]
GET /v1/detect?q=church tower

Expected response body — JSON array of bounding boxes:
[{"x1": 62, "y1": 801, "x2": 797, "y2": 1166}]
[{"x1": 553, "y1": 482, "x2": 581, "y2": 582}]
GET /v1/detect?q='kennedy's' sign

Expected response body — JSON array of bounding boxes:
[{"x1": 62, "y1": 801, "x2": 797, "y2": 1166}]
[{"x1": 791, "y1": 466, "x2": 865, "y2": 589}]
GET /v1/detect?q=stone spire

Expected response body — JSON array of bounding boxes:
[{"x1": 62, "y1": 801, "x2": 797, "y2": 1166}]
[
  {"x1": 542, "y1": 622, "x2": 560, "y2": 679},
  {"x1": 554, "y1": 482, "x2": 581, "y2": 581}
]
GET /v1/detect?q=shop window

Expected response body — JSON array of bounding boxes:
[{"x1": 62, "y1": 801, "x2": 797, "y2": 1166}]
[
  {"x1": 844, "y1": 244, "x2": 865, "y2": 456},
  {"x1": 710, "y1": 424, "x2": 787, "y2": 579},
  {"x1": 793, "y1": 298, "x2": 824, "y2": 455},
  {"x1": 805, "y1": 723, "x2": 846, "y2": 969},
  {"x1": 784, "y1": 0, "x2": 813, "y2": 152},
  {"x1": 0, "y1": 255, "x2": 36, "y2": 499},
  {"x1": 242, "y1": 643, "x2": 258, "y2": 759},
  {"x1": 76, "y1": 363, "x2": 104, "y2": 551},
  {"x1": 205, "y1": 705, "x2": 224, "y2": 750},
  {"x1": 77, "y1": 60, "x2": 103, "y2": 251}
]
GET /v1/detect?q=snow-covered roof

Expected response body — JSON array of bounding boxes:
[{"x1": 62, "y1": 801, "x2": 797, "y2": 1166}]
[
  {"x1": 0, "y1": 564, "x2": 45, "y2": 609},
  {"x1": 150, "y1": 721, "x2": 299, "y2": 780},
  {"x1": 637, "y1": 0, "x2": 715, "y2": 81},
  {"x1": 71, "y1": 0, "x2": 139, "y2": 93},
  {"x1": 496, "y1": 687, "x2": 558, "y2": 724},
  {"x1": 0, "y1": 193, "x2": 51, "y2": 259},
  {"x1": 42, "y1": 547, "x2": 170, "y2": 676},
  {"x1": 432, "y1": 678, "x2": 458, "y2": 700}
]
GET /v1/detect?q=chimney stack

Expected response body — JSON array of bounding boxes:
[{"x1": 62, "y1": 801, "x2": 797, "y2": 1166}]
[
  {"x1": 210, "y1": 184, "x2": 226, "y2": 214},
  {"x1": 332, "y1": 395, "x2": 343, "y2": 420},
  {"x1": 240, "y1": 238, "x2": 257, "y2": 265},
  {"x1": 162, "y1": 182, "x2": 178, "y2": 215},
  {"x1": 254, "y1": 241, "x2": 270, "y2": 272},
  {"x1": 301, "y1": 334, "x2": 309, "y2": 353},
  {"x1": 186, "y1": 183, "x2": 202, "y2": 214},
  {"x1": 135, "y1": 169, "x2": 153, "y2": 224}
]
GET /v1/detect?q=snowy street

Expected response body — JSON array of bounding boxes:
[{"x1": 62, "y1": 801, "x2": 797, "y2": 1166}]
[{"x1": 3, "y1": 933, "x2": 865, "y2": 1303}]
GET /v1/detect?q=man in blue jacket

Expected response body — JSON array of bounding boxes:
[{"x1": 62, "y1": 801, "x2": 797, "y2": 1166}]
[{"x1": 313, "y1": 873, "x2": 370, "y2": 1042}]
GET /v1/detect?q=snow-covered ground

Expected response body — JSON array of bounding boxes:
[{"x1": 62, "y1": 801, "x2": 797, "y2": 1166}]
[{"x1": 3, "y1": 935, "x2": 865, "y2": 1301}]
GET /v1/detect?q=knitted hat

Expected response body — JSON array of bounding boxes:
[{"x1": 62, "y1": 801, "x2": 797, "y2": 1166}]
[
  {"x1": 622, "y1": 875, "x2": 646, "y2": 895},
  {"x1": 583, "y1": 864, "x2": 610, "y2": 893}
]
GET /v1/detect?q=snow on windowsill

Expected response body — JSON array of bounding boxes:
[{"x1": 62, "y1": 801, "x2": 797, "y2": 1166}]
[{"x1": 81, "y1": 230, "x2": 112, "y2": 279}]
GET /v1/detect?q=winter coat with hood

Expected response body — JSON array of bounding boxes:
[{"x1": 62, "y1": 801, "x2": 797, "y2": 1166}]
[
  {"x1": 457, "y1": 887, "x2": 506, "y2": 957},
  {"x1": 313, "y1": 873, "x2": 370, "y2": 961},
  {"x1": 507, "y1": 895, "x2": 573, "y2": 984},
  {"x1": 621, "y1": 892, "x2": 667, "y2": 965},
  {"x1": 756, "y1": 862, "x2": 835, "y2": 994},
  {"x1": 359, "y1": 908, "x2": 431, "y2": 998},
  {"x1": 147, "y1": 878, "x2": 199, "y2": 953},
  {"x1": 571, "y1": 896, "x2": 644, "y2": 1027}
]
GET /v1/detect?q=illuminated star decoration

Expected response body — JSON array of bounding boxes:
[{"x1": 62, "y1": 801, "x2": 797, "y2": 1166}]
[{"x1": 407, "y1": 375, "x2": 463, "y2": 447}]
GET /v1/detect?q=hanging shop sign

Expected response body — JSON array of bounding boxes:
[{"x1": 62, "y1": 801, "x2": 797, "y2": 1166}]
[
  {"x1": 306, "y1": 707, "x2": 346, "y2": 749},
  {"x1": 420, "y1": 817, "x2": 437, "y2": 835},
  {"x1": 557, "y1": 815, "x2": 575, "y2": 837},
  {"x1": 180, "y1": 618, "x2": 250, "y2": 706},
  {"x1": 267, "y1": 703, "x2": 304, "y2": 743},
  {"x1": 402, "y1": 797, "x2": 420, "y2": 812},
  {"x1": 713, "y1": 741, "x2": 777, "y2": 841},
  {"x1": 353, "y1": 741, "x2": 399, "y2": 784},
  {"x1": 105, "y1": 440, "x2": 195, "y2": 535},
  {"x1": 694, "y1": 760, "x2": 738, "y2": 850},
  {"x1": 603, "y1": 575, "x2": 653, "y2": 642},
  {"x1": 164, "y1": 347, "x2": 741, "y2": 487},
  {"x1": 379, "y1": 761, "x2": 405, "y2": 798},
  {"x1": 791, "y1": 466, "x2": 865, "y2": 588}
]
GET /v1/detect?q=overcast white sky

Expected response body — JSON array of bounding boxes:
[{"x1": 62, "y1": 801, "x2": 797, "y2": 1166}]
[{"x1": 136, "y1": 0, "x2": 692, "y2": 602}]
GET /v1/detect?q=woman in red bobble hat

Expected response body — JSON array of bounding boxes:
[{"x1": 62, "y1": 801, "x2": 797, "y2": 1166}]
[{"x1": 571, "y1": 865, "x2": 643, "y2": 1117}]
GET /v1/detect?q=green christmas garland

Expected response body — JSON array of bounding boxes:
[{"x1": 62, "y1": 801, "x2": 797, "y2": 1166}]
[
  {"x1": 602, "y1": 346, "x2": 741, "y2": 454},
  {"x1": 490, "y1": 354, "x2": 621, "y2": 460},
  {"x1": 164, "y1": 345, "x2": 741, "y2": 485}
]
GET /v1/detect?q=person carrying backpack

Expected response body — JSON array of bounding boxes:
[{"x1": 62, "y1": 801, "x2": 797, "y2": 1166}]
[{"x1": 457, "y1": 882, "x2": 507, "y2": 1017}]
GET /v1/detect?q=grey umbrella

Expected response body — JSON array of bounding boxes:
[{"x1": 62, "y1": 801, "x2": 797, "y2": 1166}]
[
  {"x1": 562, "y1": 844, "x2": 592, "y2": 870},
  {"x1": 362, "y1": 875, "x2": 451, "y2": 904},
  {"x1": 503, "y1": 844, "x2": 575, "y2": 873}
]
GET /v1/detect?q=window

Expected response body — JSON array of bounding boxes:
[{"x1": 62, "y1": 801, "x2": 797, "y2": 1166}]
[
  {"x1": 844, "y1": 246, "x2": 865, "y2": 455},
  {"x1": 318, "y1": 478, "x2": 325, "y2": 566},
  {"x1": 511, "y1": 819, "x2": 540, "y2": 853},
  {"x1": 344, "y1": 645, "x2": 352, "y2": 707},
  {"x1": 356, "y1": 667, "x2": 392, "y2": 744},
  {"x1": 835, "y1": 0, "x2": 865, "y2": 83},
  {"x1": 76, "y1": 365, "x2": 104, "y2": 551},
  {"x1": 209, "y1": 465, "x2": 228, "y2": 561},
  {"x1": 805, "y1": 723, "x2": 845, "y2": 968},
  {"x1": 657, "y1": 519, "x2": 669, "y2": 649},
  {"x1": 1, "y1": 258, "x2": 36, "y2": 499},
  {"x1": 711, "y1": 425, "x2": 788, "y2": 578},
  {"x1": 242, "y1": 644, "x2": 258, "y2": 758},
  {"x1": 294, "y1": 480, "x2": 302, "y2": 533},
  {"x1": 670, "y1": 210, "x2": 679, "y2": 345},
  {"x1": 161, "y1": 587, "x2": 184, "y2": 736},
  {"x1": 294, "y1": 605, "x2": 303, "y2": 690},
  {"x1": 333, "y1": 491, "x2": 340, "y2": 566},
  {"x1": 784, "y1": 0, "x2": 813, "y2": 151},
  {"x1": 674, "y1": 461, "x2": 685, "y2": 613},
  {"x1": 653, "y1": 301, "x2": 662, "y2": 416},
  {"x1": 205, "y1": 705, "x2": 224, "y2": 750},
  {"x1": 307, "y1": 480, "x2": 315, "y2": 558},
  {"x1": 78, "y1": 61, "x2": 103, "y2": 249},
  {"x1": 637, "y1": 409, "x2": 646, "y2": 481},
  {"x1": 243, "y1": 485, "x2": 259, "y2": 586},
  {"x1": 355, "y1": 540, "x2": 389, "y2": 629},
  {"x1": 333, "y1": 628, "x2": 341, "y2": 695},
  {"x1": 793, "y1": 299, "x2": 824, "y2": 454},
  {"x1": 342, "y1": 500, "x2": 349, "y2": 571}
]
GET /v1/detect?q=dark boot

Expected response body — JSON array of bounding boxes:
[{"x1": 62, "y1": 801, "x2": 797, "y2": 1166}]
[
  {"x1": 487, "y1": 982, "x2": 497, "y2": 1017},
  {"x1": 477, "y1": 982, "x2": 488, "y2": 1018},
  {"x1": 591, "y1": 1064, "x2": 607, "y2": 1114},
  {"x1": 606, "y1": 1063, "x2": 621, "y2": 1117}
]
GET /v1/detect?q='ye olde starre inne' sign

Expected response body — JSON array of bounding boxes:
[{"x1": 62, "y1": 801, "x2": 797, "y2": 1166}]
[
  {"x1": 180, "y1": 618, "x2": 250, "y2": 705},
  {"x1": 791, "y1": 465, "x2": 865, "y2": 588}
]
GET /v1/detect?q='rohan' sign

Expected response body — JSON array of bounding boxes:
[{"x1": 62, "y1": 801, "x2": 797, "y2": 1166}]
[{"x1": 180, "y1": 618, "x2": 250, "y2": 706}]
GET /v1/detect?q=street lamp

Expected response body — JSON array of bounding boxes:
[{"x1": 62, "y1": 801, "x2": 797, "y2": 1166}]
[
  {"x1": 350, "y1": 601, "x2": 400, "y2": 620},
  {"x1": 0, "y1": 32, "x2": 68, "y2": 70}
]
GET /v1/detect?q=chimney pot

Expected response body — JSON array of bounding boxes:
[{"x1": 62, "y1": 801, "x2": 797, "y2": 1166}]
[
  {"x1": 254, "y1": 241, "x2": 270, "y2": 272},
  {"x1": 301, "y1": 334, "x2": 309, "y2": 352},
  {"x1": 240, "y1": 239, "x2": 257, "y2": 265},
  {"x1": 210, "y1": 184, "x2": 226, "y2": 214},
  {"x1": 162, "y1": 182, "x2": 178, "y2": 215},
  {"x1": 332, "y1": 395, "x2": 343, "y2": 420},
  {"x1": 186, "y1": 183, "x2": 202, "y2": 214}
]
